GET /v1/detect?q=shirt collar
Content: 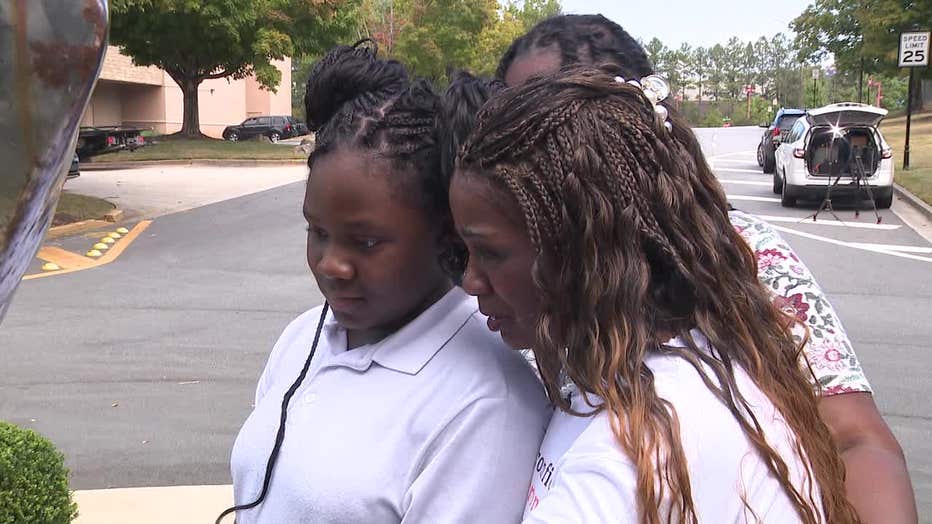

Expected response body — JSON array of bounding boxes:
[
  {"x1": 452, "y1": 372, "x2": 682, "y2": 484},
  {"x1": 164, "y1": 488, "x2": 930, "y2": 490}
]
[{"x1": 320, "y1": 287, "x2": 478, "y2": 375}]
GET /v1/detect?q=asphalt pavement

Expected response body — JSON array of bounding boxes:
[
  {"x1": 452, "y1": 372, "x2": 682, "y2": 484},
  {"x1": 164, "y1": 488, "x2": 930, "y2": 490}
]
[{"x1": 1, "y1": 127, "x2": 931, "y2": 519}]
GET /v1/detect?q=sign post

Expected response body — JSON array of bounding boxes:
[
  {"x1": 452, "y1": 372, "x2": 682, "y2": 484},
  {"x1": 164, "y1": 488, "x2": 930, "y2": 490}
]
[{"x1": 899, "y1": 29, "x2": 930, "y2": 170}]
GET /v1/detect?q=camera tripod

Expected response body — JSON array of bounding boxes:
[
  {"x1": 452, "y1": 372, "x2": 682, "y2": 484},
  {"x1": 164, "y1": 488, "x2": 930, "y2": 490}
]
[{"x1": 809, "y1": 144, "x2": 882, "y2": 224}]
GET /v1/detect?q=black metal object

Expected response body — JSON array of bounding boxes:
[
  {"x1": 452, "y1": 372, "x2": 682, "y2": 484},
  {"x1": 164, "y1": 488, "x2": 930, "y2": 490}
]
[{"x1": 0, "y1": 1, "x2": 109, "y2": 321}]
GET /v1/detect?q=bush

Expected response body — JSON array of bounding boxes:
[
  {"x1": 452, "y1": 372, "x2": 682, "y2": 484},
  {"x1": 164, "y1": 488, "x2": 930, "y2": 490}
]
[{"x1": 0, "y1": 422, "x2": 77, "y2": 524}]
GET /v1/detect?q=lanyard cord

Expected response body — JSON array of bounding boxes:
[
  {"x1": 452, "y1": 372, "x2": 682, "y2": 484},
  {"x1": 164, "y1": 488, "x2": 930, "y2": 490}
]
[{"x1": 216, "y1": 302, "x2": 331, "y2": 524}]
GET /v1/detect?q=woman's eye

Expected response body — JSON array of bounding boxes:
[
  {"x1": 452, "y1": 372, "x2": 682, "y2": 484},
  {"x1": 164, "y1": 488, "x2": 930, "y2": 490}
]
[
  {"x1": 306, "y1": 226, "x2": 328, "y2": 240},
  {"x1": 473, "y1": 247, "x2": 503, "y2": 263},
  {"x1": 358, "y1": 238, "x2": 380, "y2": 249}
]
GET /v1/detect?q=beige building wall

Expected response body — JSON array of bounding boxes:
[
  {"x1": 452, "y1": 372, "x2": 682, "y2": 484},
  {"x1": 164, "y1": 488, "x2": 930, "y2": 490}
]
[
  {"x1": 98, "y1": 46, "x2": 165, "y2": 86},
  {"x1": 245, "y1": 76, "x2": 270, "y2": 118},
  {"x1": 162, "y1": 77, "x2": 252, "y2": 138},
  {"x1": 83, "y1": 81, "x2": 124, "y2": 127},
  {"x1": 245, "y1": 58, "x2": 293, "y2": 119},
  {"x1": 270, "y1": 58, "x2": 293, "y2": 116},
  {"x1": 84, "y1": 47, "x2": 292, "y2": 139}
]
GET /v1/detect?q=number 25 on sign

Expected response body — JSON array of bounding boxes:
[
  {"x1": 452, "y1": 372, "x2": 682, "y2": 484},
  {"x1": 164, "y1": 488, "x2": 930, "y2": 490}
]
[{"x1": 899, "y1": 32, "x2": 930, "y2": 67}]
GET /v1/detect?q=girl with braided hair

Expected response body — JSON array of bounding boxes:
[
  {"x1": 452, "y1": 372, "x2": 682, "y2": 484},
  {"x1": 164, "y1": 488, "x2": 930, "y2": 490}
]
[
  {"x1": 490, "y1": 15, "x2": 915, "y2": 523},
  {"x1": 223, "y1": 41, "x2": 550, "y2": 524},
  {"x1": 451, "y1": 66, "x2": 861, "y2": 523}
]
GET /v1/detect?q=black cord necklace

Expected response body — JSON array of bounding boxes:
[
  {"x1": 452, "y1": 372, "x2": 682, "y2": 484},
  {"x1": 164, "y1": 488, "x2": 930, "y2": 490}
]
[{"x1": 216, "y1": 302, "x2": 331, "y2": 524}]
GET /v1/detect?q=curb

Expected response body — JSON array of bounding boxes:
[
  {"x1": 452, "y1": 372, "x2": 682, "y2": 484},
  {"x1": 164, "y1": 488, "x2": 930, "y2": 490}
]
[
  {"x1": 80, "y1": 159, "x2": 307, "y2": 170},
  {"x1": 894, "y1": 183, "x2": 932, "y2": 222},
  {"x1": 46, "y1": 219, "x2": 115, "y2": 240}
]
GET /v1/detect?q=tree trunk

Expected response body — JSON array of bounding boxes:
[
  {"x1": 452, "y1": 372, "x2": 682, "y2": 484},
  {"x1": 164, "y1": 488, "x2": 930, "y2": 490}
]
[{"x1": 179, "y1": 77, "x2": 203, "y2": 138}]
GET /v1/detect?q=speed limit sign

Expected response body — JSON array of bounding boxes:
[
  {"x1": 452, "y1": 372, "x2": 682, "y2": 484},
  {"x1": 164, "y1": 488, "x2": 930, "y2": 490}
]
[{"x1": 899, "y1": 32, "x2": 930, "y2": 67}]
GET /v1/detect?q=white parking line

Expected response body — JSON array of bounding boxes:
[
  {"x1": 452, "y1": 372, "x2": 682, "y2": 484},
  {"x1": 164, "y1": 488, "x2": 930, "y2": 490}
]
[
  {"x1": 847, "y1": 242, "x2": 932, "y2": 254},
  {"x1": 713, "y1": 158, "x2": 758, "y2": 164},
  {"x1": 715, "y1": 167, "x2": 765, "y2": 174},
  {"x1": 728, "y1": 195, "x2": 781, "y2": 203},
  {"x1": 710, "y1": 150, "x2": 757, "y2": 159},
  {"x1": 751, "y1": 214, "x2": 901, "y2": 231},
  {"x1": 719, "y1": 179, "x2": 771, "y2": 187},
  {"x1": 773, "y1": 225, "x2": 932, "y2": 264}
]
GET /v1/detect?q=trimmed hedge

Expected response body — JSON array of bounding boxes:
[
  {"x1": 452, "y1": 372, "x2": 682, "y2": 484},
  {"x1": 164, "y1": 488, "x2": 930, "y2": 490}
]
[{"x1": 0, "y1": 421, "x2": 77, "y2": 524}]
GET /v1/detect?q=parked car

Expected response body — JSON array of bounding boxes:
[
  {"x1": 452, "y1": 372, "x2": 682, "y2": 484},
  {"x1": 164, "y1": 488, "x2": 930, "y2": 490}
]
[
  {"x1": 67, "y1": 153, "x2": 80, "y2": 179},
  {"x1": 757, "y1": 108, "x2": 806, "y2": 174},
  {"x1": 773, "y1": 103, "x2": 894, "y2": 208},
  {"x1": 285, "y1": 116, "x2": 309, "y2": 138},
  {"x1": 76, "y1": 126, "x2": 145, "y2": 158},
  {"x1": 222, "y1": 115, "x2": 297, "y2": 142}
]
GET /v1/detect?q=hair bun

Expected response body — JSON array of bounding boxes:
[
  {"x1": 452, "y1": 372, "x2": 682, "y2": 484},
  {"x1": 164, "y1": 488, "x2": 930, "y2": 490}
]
[{"x1": 304, "y1": 39, "x2": 409, "y2": 132}]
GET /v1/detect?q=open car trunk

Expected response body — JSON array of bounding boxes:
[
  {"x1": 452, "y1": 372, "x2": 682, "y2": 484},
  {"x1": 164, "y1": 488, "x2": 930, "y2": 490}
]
[{"x1": 806, "y1": 126, "x2": 881, "y2": 177}]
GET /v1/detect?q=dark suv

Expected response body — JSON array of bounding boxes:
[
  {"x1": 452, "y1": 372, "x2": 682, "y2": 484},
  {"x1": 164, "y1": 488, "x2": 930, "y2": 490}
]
[
  {"x1": 223, "y1": 116, "x2": 293, "y2": 142},
  {"x1": 757, "y1": 108, "x2": 805, "y2": 173}
]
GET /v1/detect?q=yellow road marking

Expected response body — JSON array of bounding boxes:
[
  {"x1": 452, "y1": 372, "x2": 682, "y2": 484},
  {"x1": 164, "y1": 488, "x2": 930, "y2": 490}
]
[
  {"x1": 36, "y1": 246, "x2": 95, "y2": 269},
  {"x1": 23, "y1": 220, "x2": 153, "y2": 280}
]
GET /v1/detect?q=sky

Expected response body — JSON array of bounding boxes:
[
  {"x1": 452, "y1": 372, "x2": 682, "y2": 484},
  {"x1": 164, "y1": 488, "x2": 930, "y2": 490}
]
[{"x1": 560, "y1": 0, "x2": 815, "y2": 49}]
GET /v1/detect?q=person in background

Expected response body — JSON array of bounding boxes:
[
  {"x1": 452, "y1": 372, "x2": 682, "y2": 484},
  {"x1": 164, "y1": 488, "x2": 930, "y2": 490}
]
[
  {"x1": 489, "y1": 15, "x2": 914, "y2": 523},
  {"x1": 452, "y1": 65, "x2": 860, "y2": 522}
]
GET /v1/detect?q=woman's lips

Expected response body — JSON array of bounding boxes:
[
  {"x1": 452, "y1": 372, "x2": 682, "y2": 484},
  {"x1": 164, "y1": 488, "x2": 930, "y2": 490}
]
[
  {"x1": 327, "y1": 296, "x2": 365, "y2": 312},
  {"x1": 487, "y1": 315, "x2": 506, "y2": 332}
]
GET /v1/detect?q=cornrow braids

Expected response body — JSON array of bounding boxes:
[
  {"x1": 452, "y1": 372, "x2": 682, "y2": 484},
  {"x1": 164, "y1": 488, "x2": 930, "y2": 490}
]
[
  {"x1": 496, "y1": 14, "x2": 654, "y2": 82},
  {"x1": 458, "y1": 66, "x2": 860, "y2": 524},
  {"x1": 303, "y1": 40, "x2": 463, "y2": 277}
]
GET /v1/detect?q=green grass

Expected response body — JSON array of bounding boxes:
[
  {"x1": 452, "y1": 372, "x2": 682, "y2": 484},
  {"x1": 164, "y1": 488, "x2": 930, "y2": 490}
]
[
  {"x1": 86, "y1": 136, "x2": 308, "y2": 163},
  {"x1": 882, "y1": 110, "x2": 932, "y2": 205},
  {"x1": 52, "y1": 192, "x2": 115, "y2": 226}
]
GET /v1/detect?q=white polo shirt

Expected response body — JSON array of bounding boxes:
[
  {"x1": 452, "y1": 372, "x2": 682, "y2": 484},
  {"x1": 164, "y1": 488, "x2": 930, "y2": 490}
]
[
  {"x1": 231, "y1": 288, "x2": 552, "y2": 523},
  {"x1": 523, "y1": 331, "x2": 821, "y2": 523}
]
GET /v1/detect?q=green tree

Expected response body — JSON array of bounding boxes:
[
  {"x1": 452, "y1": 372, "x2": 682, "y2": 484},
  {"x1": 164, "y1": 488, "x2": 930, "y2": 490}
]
[
  {"x1": 510, "y1": 0, "x2": 561, "y2": 28},
  {"x1": 644, "y1": 38, "x2": 668, "y2": 73},
  {"x1": 666, "y1": 44, "x2": 694, "y2": 104},
  {"x1": 692, "y1": 46, "x2": 709, "y2": 101},
  {"x1": 792, "y1": 0, "x2": 931, "y2": 109},
  {"x1": 110, "y1": 0, "x2": 357, "y2": 137},
  {"x1": 393, "y1": 0, "x2": 498, "y2": 80},
  {"x1": 468, "y1": 0, "x2": 561, "y2": 77},
  {"x1": 706, "y1": 44, "x2": 727, "y2": 101}
]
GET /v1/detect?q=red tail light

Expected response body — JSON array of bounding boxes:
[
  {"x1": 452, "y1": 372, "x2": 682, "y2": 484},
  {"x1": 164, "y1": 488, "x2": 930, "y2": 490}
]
[
  {"x1": 881, "y1": 148, "x2": 892, "y2": 159},
  {"x1": 106, "y1": 136, "x2": 116, "y2": 146},
  {"x1": 136, "y1": 136, "x2": 145, "y2": 145},
  {"x1": 793, "y1": 148, "x2": 806, "y2": 159},
  {"x1": 772, "y1": 128, "x2": 781, "y2": 137}
]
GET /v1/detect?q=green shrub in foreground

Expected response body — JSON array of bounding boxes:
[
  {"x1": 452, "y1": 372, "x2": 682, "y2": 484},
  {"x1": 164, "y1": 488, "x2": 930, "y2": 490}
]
[{"x1": 0, "y1": 421, "x2": 77, "y2": 524}]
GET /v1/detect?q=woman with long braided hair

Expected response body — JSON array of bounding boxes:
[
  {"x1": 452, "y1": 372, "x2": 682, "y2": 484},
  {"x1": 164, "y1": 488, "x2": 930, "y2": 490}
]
[
  {"x1": 450, "y1": 66, "x2": 862, "y2": 523},
  {"x1": 489, "y1": 15, "x2": 915, "y2": 523},
  {"x1": 223, "y1": 41, "x2": 550, "y2": 523}
]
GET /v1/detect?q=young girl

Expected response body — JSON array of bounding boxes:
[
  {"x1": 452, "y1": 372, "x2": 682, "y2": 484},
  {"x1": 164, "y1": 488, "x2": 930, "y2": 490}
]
[
  {"x1": 493, "y1": 15, "x2": 915, "y2": 523},
  {"x1": 451, "y1": 66, "x2": 860, "y2": 522},
  {"x1": 223, "y1": 41, "x2": 550, "y2": 523}
]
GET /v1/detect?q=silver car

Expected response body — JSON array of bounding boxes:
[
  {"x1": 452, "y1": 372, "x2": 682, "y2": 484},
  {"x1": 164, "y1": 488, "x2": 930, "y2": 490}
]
[{"x1": 773, "y1": 103, "x2": 894, "y2": 208}]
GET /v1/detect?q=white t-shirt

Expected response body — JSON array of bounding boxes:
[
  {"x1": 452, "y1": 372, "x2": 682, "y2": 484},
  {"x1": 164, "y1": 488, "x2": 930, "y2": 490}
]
[
  {"x1": 523, "y1": 331, "x2": 822, "y2": 523},
  {"x1": 231, "y1": 288, "x2": 552, "y2": 523}
]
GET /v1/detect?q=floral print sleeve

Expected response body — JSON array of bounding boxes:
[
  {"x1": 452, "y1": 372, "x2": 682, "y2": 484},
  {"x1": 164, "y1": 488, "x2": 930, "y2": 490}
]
[{"x1": 729, "y1": 210, "x2": 872, "y2": 396}]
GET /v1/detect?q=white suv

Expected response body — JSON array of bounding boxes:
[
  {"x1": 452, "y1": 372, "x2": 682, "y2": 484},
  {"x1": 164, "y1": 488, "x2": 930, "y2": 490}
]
[{"x1": 774, "y1": 103, "x2": 894, "y2": 208}]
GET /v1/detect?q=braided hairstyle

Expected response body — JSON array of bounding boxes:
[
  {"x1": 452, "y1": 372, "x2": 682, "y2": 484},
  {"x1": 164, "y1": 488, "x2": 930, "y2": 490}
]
[
  {"x1": 496, "y1": 14, "x2": 654, "y2": 81},
  {"x1": 216, "y1": 41, "x2": 456, "y2": 524},
  {"x1": 458, "y1": 66, "x2": 860, "y2": 524},
  {"x1": 305, "y1": 39, "x2": 462, "y2": 275},
  {"x1": 432, "y1": 71, "x2": 505, "y2": 276},
  {"x1": 436, "y1": 70, "x2": 506, "y2": 188}
]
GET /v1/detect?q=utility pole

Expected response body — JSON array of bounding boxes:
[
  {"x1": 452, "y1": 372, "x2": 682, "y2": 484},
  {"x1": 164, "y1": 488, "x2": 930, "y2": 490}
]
[
  {"x1": 858, "y1": 57, "x2": 864, "y2": 103},
  {"x1": 898, "y1": 26, "x2": 929, "y2": 170}
]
